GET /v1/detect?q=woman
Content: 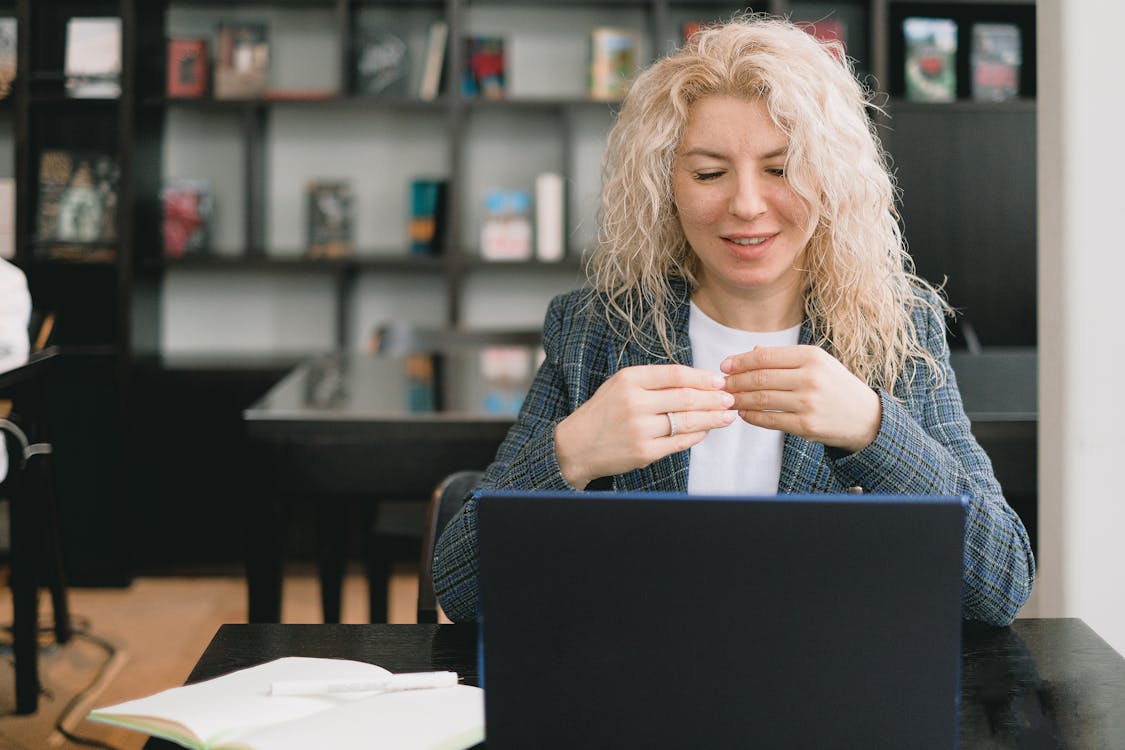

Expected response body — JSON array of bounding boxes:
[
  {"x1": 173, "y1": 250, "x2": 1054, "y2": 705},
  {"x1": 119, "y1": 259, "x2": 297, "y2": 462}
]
[{"x1": 433, "y1": 15, "x2": 1034, "y2": 625}]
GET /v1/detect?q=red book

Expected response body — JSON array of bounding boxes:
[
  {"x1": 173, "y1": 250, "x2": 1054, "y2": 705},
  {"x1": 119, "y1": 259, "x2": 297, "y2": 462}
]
[{"x1": 167, "y1": 38, "x2": 208, "y2": 98}]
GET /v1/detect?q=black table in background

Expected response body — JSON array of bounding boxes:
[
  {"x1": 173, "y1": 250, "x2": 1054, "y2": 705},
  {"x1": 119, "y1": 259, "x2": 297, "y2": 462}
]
[
  {"x1": 244, "y1": 348, "x2": 1037, "y2": 624},
  {"x1": 243, "y1": 351, "x2": 531, "y2": 623},
  {"x1": 142, "y1": 618, "x2": 1124, "y2": 749}
]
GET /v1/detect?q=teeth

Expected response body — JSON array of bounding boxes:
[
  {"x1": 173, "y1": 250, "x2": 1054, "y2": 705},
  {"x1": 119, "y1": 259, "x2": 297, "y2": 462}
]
[{"x1": 730, "y1": 237, "x2": 767, "y2": 246}]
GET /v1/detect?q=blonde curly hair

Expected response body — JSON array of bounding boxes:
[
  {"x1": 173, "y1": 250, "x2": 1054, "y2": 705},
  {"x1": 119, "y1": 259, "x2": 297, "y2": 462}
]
[{"x1": 589, "y1": 13, "x2": 949, "y2": 393}]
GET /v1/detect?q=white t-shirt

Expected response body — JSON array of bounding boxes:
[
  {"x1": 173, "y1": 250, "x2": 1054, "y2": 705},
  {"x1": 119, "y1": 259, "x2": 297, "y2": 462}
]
[
  {"x1": 0, "y1": 258, "x2": 30, "y2": 482},
  {"x1": 687, "y1": 301, "x2": 800, "y2": 495}
]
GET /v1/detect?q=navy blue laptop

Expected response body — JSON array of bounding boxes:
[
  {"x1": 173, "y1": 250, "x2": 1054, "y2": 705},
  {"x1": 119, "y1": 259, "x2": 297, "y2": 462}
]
[{"x1": 477, "y1": 491, "x2": 965, "y2": 749}]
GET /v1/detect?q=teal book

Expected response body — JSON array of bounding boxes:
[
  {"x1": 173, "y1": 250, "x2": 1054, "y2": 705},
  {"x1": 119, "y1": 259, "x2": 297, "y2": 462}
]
[{"x1": 409, "y1": 178, "x2": 447, "y2": 255}]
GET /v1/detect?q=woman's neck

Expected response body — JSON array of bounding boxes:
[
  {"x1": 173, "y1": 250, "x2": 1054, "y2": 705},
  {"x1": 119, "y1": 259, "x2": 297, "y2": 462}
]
[{"x1": 691, "y1": 283, "x2": 804, "y2": 332}]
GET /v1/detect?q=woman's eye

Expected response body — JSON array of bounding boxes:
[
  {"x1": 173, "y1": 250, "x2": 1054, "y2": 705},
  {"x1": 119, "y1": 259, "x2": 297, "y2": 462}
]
[
  {"x1": 766, "y1": 167, "x2": 786, "y2": 178},
  {"x1": 694, "y1": 171, "x2": 724, "y2": 181}
]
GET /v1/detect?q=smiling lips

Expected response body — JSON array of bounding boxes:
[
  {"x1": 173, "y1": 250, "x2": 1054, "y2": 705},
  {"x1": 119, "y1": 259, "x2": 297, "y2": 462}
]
[{"x1": 722, "y1": 233, "x2": 776, "y2": 257}]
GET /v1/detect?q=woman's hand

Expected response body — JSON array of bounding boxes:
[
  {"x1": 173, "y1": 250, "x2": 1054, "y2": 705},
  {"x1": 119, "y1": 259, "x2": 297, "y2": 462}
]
[
  {"x1": 720, "y1": 345, "x2": 881, "y2": 454},
  {"x1": 555, "y1": 364, "x2": 736, "y2": 489}
]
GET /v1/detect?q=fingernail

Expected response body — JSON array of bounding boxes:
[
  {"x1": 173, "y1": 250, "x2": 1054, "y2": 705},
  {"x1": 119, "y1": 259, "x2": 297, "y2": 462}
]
[
  {"x1": 719, "y1": 358, "x2": 732, "y2": 373},
  {"x1": 721, "y1": 392, "x2": 735, "y2": 407},
  {"x1": 722, "y1": 410, "x2": 737, "y2": 423}
]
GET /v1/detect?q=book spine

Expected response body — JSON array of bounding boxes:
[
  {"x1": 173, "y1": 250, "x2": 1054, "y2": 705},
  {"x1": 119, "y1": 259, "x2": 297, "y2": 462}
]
[
  {"x1": 534, "y1": 172, "x2": 564, "y2": 262},
  {"x1": 418, "y1": 21, "x2": 448, "y2": 101},
  {"x1": 409, "y1": 179, "x2": 447, "y2": 255}
]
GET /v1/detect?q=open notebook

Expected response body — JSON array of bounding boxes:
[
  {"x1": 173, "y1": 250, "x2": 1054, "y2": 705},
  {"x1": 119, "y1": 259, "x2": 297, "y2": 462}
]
[{"x1": 88, "y1": 656, "x2": 484, "y2": 750}]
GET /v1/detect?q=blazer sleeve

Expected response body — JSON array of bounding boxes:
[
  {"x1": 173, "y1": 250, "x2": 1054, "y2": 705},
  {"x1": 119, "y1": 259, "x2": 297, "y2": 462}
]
[
  {"x1": 830, "y1": 299, "x2": 1036, "y2": 626},
  {"x1": 431, "y1": 292, "x2": 583, "y2": 621}
]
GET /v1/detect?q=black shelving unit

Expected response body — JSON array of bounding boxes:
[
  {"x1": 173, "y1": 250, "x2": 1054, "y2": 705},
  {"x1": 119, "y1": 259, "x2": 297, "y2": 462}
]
[{"x1": 5, "y1": 0, "x2": 1037, "y2": 575}]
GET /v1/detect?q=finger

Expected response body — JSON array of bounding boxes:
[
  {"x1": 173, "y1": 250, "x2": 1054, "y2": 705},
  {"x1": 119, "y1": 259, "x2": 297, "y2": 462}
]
[
  {"x1": 666, "y1": 409, "x2": 738, "y2": 435},
  {"x1": 723, "y1": 367, "x2": 805, "y2": 395},
  {"x1": 738, "y1": 409, "x2": 798, "y2": 433},
  {"x1": 650, "y1": 387, "x2": 735, "y2": 414},
  {"x1": 625, "y1": 364, "x2": 728, "y2": 391},
  {"x1": 729, "y1": 389, "x2": 806, "y2": 414},
  {"x1": 720, "y1": 345, "x2": 813, "y2": 375}
]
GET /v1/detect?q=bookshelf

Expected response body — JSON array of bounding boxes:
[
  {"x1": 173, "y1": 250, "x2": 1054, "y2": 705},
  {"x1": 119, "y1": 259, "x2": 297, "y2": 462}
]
[{"x1": 6, "y1": 0, "x2": 1037, "y2": 574}]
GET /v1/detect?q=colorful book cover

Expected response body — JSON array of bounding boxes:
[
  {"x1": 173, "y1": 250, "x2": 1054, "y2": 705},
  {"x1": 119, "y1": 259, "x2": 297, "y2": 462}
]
[
  {"x1": 214, "y1": 22, "x2": 269, "y2": 100},
  {"x1": 167, "y1": 38, "x2": 208, "y2": 98},
  {"x1": 971, "y1": 23, "x2": 1021, "y2": 101},
  {"x1": 589, "y1": 27, "x2": 641, "y2": 101},
  {"x1": 64, "y1": 17, "x2": 122, "y2": 98},
  {"x1": 903, "y1": 17, "x2": 958, "y2": 102},
  {"x1": 306, "y1": 180, "x2": 353, "y2": 258},
  {"x1": 409, "y1": 179, "x2": 448, "y2": 255},
  {"x1": 0, "y1": 17, "x2": 15, "y2": 100},
  {"x1": 462, "y1": 36, "x2": 505, "y2": 100},
  {"x1": 36, "y1": 150, "x2": 119, "y2": 254},
  {"x1": 480, "y1": 189, "x2": 532, "y2": 261},
  {"x1": 162, "y1": 178, "x2": 214, "y2": 259}
]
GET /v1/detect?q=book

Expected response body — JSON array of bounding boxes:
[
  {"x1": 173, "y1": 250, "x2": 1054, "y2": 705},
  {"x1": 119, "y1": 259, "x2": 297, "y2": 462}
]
[
  {"x1": 971, "y1": 23, "x2": 1021, "y2": 101},
  {"x1": 0, "y1": 17, "x2": 15, "y2": 100},
  {"x1": 167, "y1": 38, "x2": 208, "y2": 98},
  {"x1": 214, "y1": 22, "x2": 269, "y2": 100},
  {"x1": 534, "y1": 172, "x2": 564, "y2": 261},
  {"x1": 480, "y1": 189, "x2": 532, "y2": 261},
  {"x1": 64, "y1": 17, "x2": 122, "y2": 98},
  {"x1": 480, "y1": 345, "x2": 533, "y2": 415},
  {"x1": 162, "y1": 178, "x2": 214, "y2": 259},
  {"x1": 88, "y1": 656, "x2": 485, "y2": 750},
  {"x1": 589, "y1": 27, "x2": 641, "y2": 101},
  {"x1": 36, "y1": 150, "x2": 119, "y2": 258},
  {"x1": 353, "y1": 29, "x2": 407, "y2": 96},
  {"x1": 417, "y1": 20, "x2": 448, "y2": 101},
  {"x1": 681, "y1": 22, "x2": 704, "y2": 43},
  {"x1": 306, "y1": 180, "x2": 353, "y2": 258},
  {"x1": 903, "y1": 17, "x2": 958, "y2": 102},
  {"x1": 800, "y1": 19, "x2": 847, "y2": 60},
  {"x1": 462, "y1": 36, "x2": 505, "y2": 100},
  {"x1": 408, "y1": 178, "x2": 448, "y2": 255}
]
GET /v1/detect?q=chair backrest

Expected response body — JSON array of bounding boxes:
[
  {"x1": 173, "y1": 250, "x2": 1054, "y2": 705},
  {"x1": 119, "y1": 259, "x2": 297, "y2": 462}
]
[{"x1": 417, "y1": 469, "x2": 484, "y2": 623}]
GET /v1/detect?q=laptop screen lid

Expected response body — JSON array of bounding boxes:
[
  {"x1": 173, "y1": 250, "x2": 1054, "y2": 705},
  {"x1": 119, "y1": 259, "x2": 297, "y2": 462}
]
[{"x1": 477, "y1": 490, "x2": 965, "y2": 750}]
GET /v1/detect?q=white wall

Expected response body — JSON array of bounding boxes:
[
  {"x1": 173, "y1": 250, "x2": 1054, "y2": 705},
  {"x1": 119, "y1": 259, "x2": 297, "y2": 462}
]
[{"x1": 1037, "y1": 0, "x2": 1125, "y2": 655}]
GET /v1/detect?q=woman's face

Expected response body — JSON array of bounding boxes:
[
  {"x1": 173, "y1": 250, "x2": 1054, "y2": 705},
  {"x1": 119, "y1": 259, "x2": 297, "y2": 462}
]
[{"x1": 673, "y1": 95, "x2": 814, "y2": 319}]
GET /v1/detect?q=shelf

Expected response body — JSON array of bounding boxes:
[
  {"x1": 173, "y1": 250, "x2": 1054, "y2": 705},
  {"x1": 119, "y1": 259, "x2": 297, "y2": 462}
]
[
  {"x1": 462, "y1": 256, "x2": 586, "y2": 271},
  {"x1": 153, "y1": 254, "x2": 449, "y2": 273},
  {"x1": 888, "y1": 98, "x2": 1036, "y2": 113},
  {"x1": 462, "y1": 97, "x2": 623, "y2": 112},
  {"x1": 147, "y1": 95, "x2": 451, "y2": 112}
]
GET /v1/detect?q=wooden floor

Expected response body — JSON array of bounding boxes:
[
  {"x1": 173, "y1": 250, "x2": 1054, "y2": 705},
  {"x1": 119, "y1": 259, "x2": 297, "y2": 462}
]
[{"x1": 0, "y1": 565, "x2": 421, "y2": 750}]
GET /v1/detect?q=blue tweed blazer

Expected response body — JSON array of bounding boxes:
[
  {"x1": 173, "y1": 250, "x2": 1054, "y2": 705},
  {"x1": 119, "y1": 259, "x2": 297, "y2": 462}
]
[{"x1": 433, "y1": 279, "x2": 1035, "y2": 626}]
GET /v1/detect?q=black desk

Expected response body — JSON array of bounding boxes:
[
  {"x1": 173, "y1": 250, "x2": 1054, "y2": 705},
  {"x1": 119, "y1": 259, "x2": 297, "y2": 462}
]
[
  {"x1": 244, "y1": 351, "x2": 532, "y2": 623},
  {"x1": 142, "y1": 619, "x2": 1124, "y2": 749}
]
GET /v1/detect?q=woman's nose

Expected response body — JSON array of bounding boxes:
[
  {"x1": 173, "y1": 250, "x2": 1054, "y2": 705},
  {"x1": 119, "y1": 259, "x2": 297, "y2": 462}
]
[{"x1": 728, "y1": 174, "x2": 768, "y2": 220}]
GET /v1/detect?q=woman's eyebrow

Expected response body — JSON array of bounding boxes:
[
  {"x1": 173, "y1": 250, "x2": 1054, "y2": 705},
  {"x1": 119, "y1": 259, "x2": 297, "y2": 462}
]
[{"x1": 678, "y1": 145, "x2": 789, "y2": 160}]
